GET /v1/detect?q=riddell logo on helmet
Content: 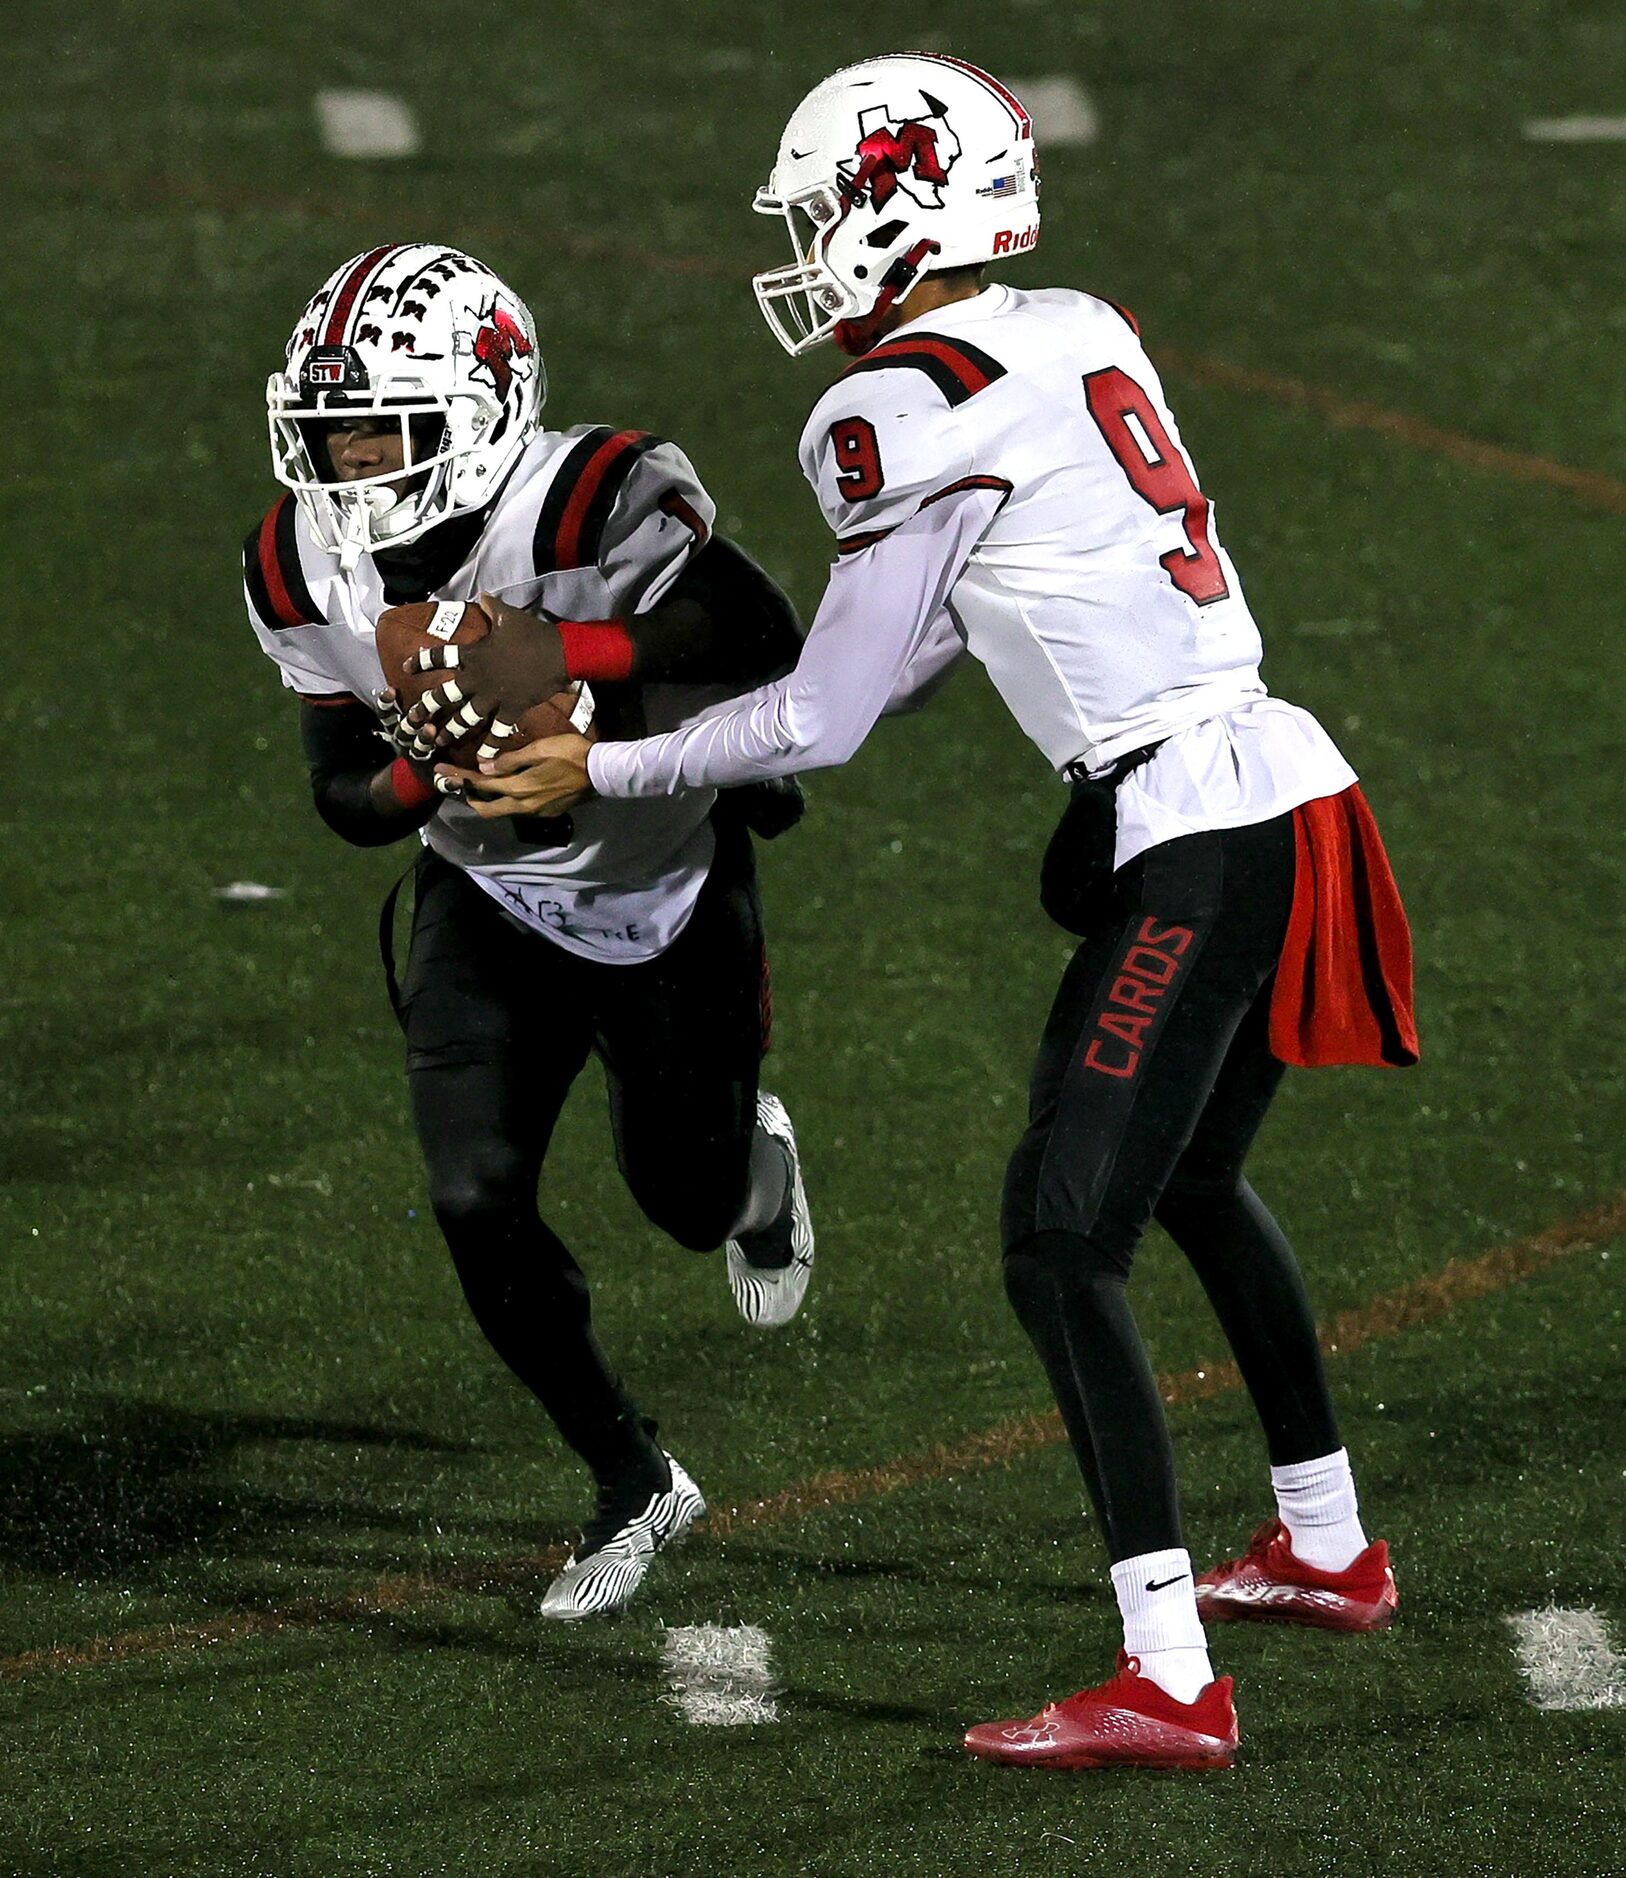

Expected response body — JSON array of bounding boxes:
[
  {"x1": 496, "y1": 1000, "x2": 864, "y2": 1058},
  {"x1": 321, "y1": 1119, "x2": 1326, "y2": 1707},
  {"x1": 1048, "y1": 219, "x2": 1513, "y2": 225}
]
[
  {"x1": 846, "y1": 93, "x2": 962, "y2": 210},
  {"x1": 991, "y1": 226, "x2": 1039, "y2": 255}
]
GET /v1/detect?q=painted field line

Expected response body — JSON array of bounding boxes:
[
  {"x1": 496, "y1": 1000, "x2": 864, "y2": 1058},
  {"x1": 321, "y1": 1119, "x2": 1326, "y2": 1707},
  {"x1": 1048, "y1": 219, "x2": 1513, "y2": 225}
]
[
  {"x1": 15, "y1": 157, "x2": 1626, "y2": 520},
  {"x1": 661, "y1": 1624, "x2": 779, "y2": 1725},
  {"x1": 1006, "y1": 76, "x2": 1099, "y2": 148},
  {"x1": 1, "y1": 1191, "x2": 1620, "y2": 1688},
  {"x1": 1507, "y1": 1607, "x2": 1626, "y2": 1709},
  {"x1": 1524, "y1": 117, "x2": 1626, "y2": 143},
  {"x1": 314, "y1": 91, "x2": 421, "y2": 161},
  {"x1": 1157, "y1": 345, "x2": 1626, "y2": 517}
]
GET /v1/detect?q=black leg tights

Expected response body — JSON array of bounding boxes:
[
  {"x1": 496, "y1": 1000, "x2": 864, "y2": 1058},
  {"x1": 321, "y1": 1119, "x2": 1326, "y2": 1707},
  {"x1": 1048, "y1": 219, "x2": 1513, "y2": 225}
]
[
  {"x1": 412, "y1": 1059, "x2": 657, "y2": 1480},
  {"x1": 1000, "y1": 818, "x2": 1341, "y2": 1562},
  {"x1": 1157, "y1": 1177, "x2": 1338, "y2": 1467},
  {"x1": 1002, "y1": 1233, "x2": 1184, "y2": 1559}
]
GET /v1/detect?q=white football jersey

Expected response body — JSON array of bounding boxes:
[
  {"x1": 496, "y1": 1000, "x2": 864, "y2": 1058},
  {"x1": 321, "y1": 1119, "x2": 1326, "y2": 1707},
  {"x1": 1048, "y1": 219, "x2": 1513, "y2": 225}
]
[
  {"x1": 244, "y1": 425, "x2": 734, "y2": 961},
  {"x1": 589, "y1": 283, "x2": 1353, "y2": 865}
]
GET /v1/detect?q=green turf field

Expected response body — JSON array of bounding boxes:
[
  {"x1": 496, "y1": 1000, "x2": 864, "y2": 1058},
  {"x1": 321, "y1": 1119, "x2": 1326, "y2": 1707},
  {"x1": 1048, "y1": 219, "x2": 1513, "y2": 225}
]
[{"x1": 2, "y1": 1, "x2": 1623, "y2": 1872}]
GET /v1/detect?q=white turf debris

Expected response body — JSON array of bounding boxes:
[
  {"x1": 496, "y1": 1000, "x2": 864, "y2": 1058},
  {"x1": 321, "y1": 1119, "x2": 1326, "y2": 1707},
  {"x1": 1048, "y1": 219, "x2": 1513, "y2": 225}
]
[
  {"x1": 661, "y1": 1624, "x2": 780, "y2": 1727},
  {"x1": 315, "y1": 90, "x2": 422, "y2": 160},
  {"x1": 1506, "y1": 1606, "x2": 1626, "y2": 1710}
]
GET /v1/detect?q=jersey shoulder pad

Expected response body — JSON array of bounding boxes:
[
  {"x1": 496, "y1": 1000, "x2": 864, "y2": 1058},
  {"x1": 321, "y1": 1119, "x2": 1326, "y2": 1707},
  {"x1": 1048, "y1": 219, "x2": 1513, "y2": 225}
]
[
  {"x1": 800, "y1": 363, "x2": 980, "y2": 542},
  {"x1": 242, "y1": 493, "x2": 327, "y2": 629},
  {"x1": 531, "y1": 424, "x2": 671, "y2": 575}
]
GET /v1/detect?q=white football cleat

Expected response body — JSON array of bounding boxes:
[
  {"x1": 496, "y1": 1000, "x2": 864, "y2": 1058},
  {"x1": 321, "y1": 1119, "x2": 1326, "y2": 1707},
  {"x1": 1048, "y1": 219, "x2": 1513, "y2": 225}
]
[
  {"x1": 539, "y1": 1451, "x2": 706, "y2": 1621},
  {"x1": 725, "y1": 1091, "x2": 815, "y2": 1329}
]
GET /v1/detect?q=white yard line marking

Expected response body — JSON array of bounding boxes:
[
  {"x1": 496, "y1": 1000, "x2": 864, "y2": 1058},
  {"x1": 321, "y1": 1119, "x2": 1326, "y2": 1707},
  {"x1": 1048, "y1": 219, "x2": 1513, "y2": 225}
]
[
  {"x1": 1007, "y1": 76, "x2": 1099, "y2": 149},
  {"x1": 314, "y1": 91, "x2": 421, "y2": 160},
  {"x1": 1507, "y1": 1607, "x2": 1626, "y2": 1710},
  {"x1": 1523, "y1": 116, "x2": 1626, "y2": 143},
  {"x1": 214, "y1": 881, "x2": 285, "y2": 902},
  {"x1": 661, "y1": 1624, "x2": 780, "y2": 1726}
]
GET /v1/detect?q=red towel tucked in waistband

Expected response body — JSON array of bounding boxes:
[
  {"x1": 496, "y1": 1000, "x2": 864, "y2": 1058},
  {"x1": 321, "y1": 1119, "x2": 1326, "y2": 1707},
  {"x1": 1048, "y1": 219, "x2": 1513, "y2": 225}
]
[{"x1": 1268, "y1": 784, "x2": 1420, "y2": 1069}]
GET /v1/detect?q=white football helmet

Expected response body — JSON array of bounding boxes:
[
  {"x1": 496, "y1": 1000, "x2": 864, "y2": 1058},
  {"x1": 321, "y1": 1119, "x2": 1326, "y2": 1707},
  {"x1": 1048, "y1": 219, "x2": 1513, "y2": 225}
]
[
  {"x1": 267, "y1": 244, "x2": 545, "y2": 569},
  {"x1": 753, "y1": 53, "x2": 1040, "y2": 357}
]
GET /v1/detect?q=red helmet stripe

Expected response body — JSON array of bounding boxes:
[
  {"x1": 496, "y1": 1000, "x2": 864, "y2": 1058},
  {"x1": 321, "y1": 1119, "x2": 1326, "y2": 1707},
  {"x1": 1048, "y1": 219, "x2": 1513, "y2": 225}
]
[
  {"x1": 883, "y1": 52, "x2": 1031, "y2": 135},
  {"x1": 321, "y1": 244, "x2": 402, "y2": 347}
]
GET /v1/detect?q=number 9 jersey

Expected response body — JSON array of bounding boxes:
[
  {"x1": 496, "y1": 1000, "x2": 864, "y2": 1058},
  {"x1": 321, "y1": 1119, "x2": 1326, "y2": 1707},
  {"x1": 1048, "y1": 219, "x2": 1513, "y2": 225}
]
[{"x1": 798, "y1": 283, "x2": 1355, "y2": 864}]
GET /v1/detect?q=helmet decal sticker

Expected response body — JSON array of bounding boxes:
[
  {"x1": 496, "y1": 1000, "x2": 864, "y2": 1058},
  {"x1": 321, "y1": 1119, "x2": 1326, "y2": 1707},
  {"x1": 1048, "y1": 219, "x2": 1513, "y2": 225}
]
[
  {"x1": 299, "y1": 344, "x2": 371, "y2": 395},
  {"x1": 472, "y1": 304, "x2": 536, "y2": 402},
  {"x1": 844, "y1": 92, "x2": 961, "y2": 210}
]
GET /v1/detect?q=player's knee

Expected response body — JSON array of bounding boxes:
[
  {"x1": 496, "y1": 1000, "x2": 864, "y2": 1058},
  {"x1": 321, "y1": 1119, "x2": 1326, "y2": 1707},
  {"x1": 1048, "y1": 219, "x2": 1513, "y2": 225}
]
[
  {"x1": 1000, "y1": 1130, "x2": 1047, "y2": 1255},
  {"x1": 426, "y1": 1144, "x2": 531, "y2": 1235},
  {"x1": 1003, "y1": 1228, "x2": 1129, "y2": 1297}
]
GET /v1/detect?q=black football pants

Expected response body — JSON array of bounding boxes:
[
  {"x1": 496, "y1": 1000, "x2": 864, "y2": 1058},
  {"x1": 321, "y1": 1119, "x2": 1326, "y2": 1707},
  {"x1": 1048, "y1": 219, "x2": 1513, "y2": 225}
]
[
  {"x1": 398, "y1": 833, "x2": 768, "y2": 1481},
  {"x1": 1002, "y1": 812, "x2": 1343, "y2": 1564}
]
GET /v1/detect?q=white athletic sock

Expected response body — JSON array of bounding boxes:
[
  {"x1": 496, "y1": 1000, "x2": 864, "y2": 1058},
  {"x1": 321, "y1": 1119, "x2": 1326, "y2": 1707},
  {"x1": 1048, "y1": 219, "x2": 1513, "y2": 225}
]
[
  {"x1": 1271, "y1": 1448, "x2": 1368, "y2": 1572},
  {"x1": 1111, "y1": 1548, "x2": 1213, "y2": 1704}
]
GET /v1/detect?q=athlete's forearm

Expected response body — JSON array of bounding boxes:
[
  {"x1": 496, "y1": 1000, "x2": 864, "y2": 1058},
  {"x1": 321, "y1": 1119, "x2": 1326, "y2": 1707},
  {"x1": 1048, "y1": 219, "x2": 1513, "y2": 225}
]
[
  {"x1": 562, "y1": 536, "x2": 803, "y2": 689},
  {"x1": 299, "y1": 700, "x2": 438, "y2": 847},
  {"x1": 585, "y1": 487, "x2": 996, "y2": 798}
]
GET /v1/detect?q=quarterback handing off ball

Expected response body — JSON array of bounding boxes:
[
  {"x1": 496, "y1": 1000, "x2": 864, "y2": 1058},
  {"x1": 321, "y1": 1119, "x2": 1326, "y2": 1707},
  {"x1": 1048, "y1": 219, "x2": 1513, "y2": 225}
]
[{"x1": 374, "y1": 598, "x2": 596, "y2": 767}]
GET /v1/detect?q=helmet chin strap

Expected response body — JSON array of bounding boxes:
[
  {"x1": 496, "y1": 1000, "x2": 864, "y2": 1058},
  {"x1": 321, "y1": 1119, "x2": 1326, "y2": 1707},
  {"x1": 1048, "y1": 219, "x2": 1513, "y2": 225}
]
[
  {"x1": 833, "y1": 239, "x2": 940, "y2": 357},
  {"x1": 335, "y1": 485, "x2": 404, "y2": 572}
]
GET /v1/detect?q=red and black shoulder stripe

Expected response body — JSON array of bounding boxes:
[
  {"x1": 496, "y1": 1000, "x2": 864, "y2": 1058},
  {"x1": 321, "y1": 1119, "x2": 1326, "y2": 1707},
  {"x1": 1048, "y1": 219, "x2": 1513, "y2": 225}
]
[
  {"x1": 841, "y1": 332, "x2": 1006, "y2": 407},
  {"x1": 533, "y1": 426, "x2": 666, "y2": 575},
  {"x1": 243, "y1": 494, "x2": 324, "y2": 630}
]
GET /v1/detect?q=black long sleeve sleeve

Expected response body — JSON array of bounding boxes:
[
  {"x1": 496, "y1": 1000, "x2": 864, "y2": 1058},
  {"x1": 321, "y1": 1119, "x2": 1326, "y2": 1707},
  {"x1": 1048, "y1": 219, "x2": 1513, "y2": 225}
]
[
  {"x1": 298, "y1": 701, "x2": 438, "y2": 848},
  {"x1": 623, "y1": 535, "x2": 804, "y2": 687}
]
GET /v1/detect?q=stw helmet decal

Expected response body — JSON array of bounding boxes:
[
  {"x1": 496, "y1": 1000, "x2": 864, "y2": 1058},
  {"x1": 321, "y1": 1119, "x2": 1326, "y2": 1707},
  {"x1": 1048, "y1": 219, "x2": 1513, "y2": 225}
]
[
  {"x1": 266, "y1": 244, "x2": 545, "y2": 569},
  {"x1": 753, "y1": 53, "x2": 1040, "y2": 357}
]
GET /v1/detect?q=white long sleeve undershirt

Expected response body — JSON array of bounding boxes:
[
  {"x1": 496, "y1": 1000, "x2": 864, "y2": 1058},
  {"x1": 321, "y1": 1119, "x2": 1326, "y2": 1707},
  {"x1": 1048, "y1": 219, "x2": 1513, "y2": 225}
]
[{"x1": 585, "y1": 486, "x2": 1000, "y2": 799}]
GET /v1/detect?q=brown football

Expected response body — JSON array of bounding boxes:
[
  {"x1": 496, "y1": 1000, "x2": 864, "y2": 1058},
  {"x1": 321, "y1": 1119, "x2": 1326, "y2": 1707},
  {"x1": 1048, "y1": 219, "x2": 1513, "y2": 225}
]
[{"x1": 373, "y1": 599, "x2": 596, "y2": 768}]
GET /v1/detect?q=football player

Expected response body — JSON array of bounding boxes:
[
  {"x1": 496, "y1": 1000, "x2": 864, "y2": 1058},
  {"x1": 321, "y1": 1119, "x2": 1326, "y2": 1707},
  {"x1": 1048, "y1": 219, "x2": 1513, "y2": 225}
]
[
  {"x1": 244, "y1": 243, "x2": 815, "y2": 1620},
  {"x1": 419, "y1": 58, "x2": 1419, "y2": 1765}
]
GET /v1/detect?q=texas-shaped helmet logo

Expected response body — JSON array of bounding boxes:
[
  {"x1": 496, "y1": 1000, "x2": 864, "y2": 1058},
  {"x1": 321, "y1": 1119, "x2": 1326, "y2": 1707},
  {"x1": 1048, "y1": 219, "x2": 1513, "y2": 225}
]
[
  {"x1": 471, "y1": 303, "x2": 535, "y2": 400},
  {"x1": 845, "y1": 92, "x2": 962, "y2": 210}
]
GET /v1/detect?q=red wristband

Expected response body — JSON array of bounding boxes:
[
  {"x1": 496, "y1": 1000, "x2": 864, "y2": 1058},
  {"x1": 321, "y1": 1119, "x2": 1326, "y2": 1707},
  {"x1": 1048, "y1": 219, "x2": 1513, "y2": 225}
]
[
  {"x1": 558, "y1": 618, "x2": 635, "y2": 684},
  {"x1": 389, "y1": 757, "x2": 437, "y2": 811}
]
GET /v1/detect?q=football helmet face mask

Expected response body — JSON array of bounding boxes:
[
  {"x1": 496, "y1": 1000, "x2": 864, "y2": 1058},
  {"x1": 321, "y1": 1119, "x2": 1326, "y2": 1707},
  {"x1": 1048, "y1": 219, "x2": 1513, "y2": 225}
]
[
  {"x1": 267, "y1": 244, "x2": 545, "y2": 570},
  {"x1": 753, "y1": 53, "x2": 1040, "y2": 357}
]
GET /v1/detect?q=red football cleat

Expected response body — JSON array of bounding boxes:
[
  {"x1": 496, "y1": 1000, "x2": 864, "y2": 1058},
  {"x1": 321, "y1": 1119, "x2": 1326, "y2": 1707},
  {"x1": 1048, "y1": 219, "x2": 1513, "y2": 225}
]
[
  {"x1": 963, "y1": 1653, "x2": 1237, "y2": 1771},
  {"x1": 1195, "y1": 1519, "x2": 1397, "y2": 1631}
]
